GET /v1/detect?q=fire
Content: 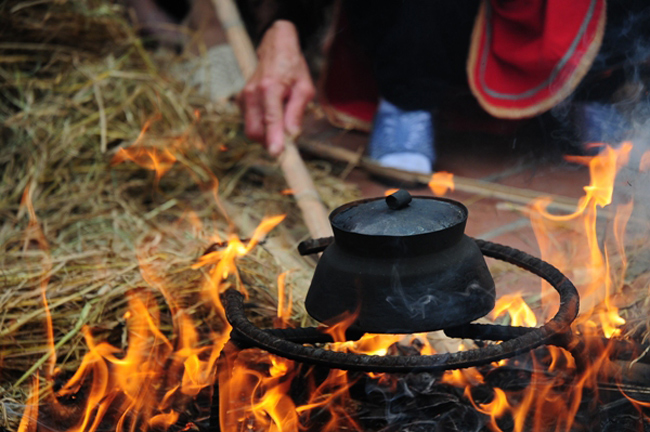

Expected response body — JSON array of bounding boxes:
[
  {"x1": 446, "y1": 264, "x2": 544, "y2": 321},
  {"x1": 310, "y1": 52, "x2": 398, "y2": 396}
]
[
  {"x1": 441, "y1": 343, "x2": 484, "y2": 387},
  {"x1": 467, "y1": 386, "x2": 509, "y2": 432},
  {"x1": 383, "y1": 188, "x2": 400, "y2": 196},
  {"x1": 319, "y1": 307, "x2": 408, "y2": 356},
  {"x1": 43, "y1": 289, "x2": 229, "y2": 432},
  {"x1": 218, "y1": 291, "x2": 364, "y2": 432},
  {"x1": 295, "y1": 368, "x2": 362, "y2": 432},
  {"x1": 275, "y1": 271, "x2": 293, "y2": 328},
  {"x1": 529, "y1": 143, "x2": 633, "y2": 336},
  {"x1": 20, "y1": 185, "x2": 56, "y2": 381},
  {"x1": 15, "y1": 114, "x2": 291, "y2": 432},
  {"x1": 17, "y1": 99, "x2": 650, "y2": 432},
  {"x1": 441, "y1": 367, "x2": 485, "y2": 387},
  {"x1": 192, "y1": 214, "x2": 285, "y2": 300},
  {"x1": 17, "y1": 375, "x2": 39, "y2": 432},
  {"x1": 16, "y1": 221, "x2": 281, "y2": 432},
  {"x1": 469, "y1": 142, "x2": 645, "y2": 432},
  {"x1": 428, "y1": 171, "x2": 454, "y2": 196},
  {"x1": 491, "y1": 292, "x2": 537, "y2": 327},
  {"x1": 112, "y1": 144, "x2": 178, "y2": 184},
  {"x1": 111, "y1": 111, "x2": 204, "y2": 187}
]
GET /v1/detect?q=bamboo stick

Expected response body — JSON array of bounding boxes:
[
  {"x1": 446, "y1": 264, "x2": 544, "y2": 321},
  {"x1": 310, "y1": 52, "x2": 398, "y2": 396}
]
[
  {"x1": 209, "y1": 2, "x2": 483, "y2": 354},
  {"x1": 212, "y1": 0, "x2": 332, "y2": 240},
  {"x1": 210, "y1": 0, "x2": 257, "y2": 79},
  {"x1": 296, "y1": 136, "x2": 582, "y2": 214}
]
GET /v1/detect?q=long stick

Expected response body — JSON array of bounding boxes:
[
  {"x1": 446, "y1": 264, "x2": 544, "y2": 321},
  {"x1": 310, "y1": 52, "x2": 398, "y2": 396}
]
[
  {"x1": 212, "y1": 0, "x2": 333, "y2": 239},
  {"x1": 297, "y1": 136, "x2": 583, "y2": 214},
  {"x1": 211, "y1": 1, "x2": 478, "y2": 353}
]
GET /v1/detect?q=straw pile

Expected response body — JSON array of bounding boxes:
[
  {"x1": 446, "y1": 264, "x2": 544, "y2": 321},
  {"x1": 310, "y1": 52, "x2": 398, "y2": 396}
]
[{"x1": 0, "y1": 1, "x2": 358, "y2": 430}]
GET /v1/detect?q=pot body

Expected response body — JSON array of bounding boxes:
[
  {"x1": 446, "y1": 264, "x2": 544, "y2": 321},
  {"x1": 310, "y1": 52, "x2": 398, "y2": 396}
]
[{"x1": 305, "y1": 235, "x2": 496, "y2": 333}]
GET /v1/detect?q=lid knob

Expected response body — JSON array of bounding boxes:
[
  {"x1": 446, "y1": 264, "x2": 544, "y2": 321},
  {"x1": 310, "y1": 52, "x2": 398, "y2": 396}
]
[{"x1": 385, "y1": 189, "x2": 412, "y2": 210}]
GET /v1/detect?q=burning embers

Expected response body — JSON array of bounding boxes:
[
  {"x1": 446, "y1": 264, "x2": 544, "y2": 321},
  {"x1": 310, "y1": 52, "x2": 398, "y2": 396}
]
[{"x1": 15, "y1": 140, "x2": 650, "y2": 432}]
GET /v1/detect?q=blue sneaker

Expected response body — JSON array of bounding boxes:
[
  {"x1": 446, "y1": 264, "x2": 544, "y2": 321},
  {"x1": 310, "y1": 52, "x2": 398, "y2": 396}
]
[{"x1": 369, "y1": 99, "x2": 435, "y2": 174}]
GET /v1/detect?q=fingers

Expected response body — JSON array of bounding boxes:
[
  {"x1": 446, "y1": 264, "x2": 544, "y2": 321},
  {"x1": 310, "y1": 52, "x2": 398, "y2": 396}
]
[
  {"x1": 239, "y1": 21, "x2": 311, "y2": 157},
  {"x1": 242, "y1": 76, "x2": 312, "y2": 156},
  {"x1": 242, "y1": 83, "x2": 264, "y2": 142},
  {"x1": 261, "y1": 79, "x2": 287, "y2": 156},
  {"x1": 285, "y1": 77, "x2": 315, "y2": 137}
]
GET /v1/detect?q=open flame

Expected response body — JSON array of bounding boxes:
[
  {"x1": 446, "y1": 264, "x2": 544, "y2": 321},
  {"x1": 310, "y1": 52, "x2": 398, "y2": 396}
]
[
  {"x1": 492, "y1": 293, "x2": 537, "y2": 328},
  {"x1": 529, "y1": 143, "x2": 633, "y2": 336},
  {"x1": 192, "y1": 215, "x2": 286, "y2": 300},
  {"x1": 14, "y1": 115, "x2": 290, "y2": 432},
  {"x1": 456, "y1": 143, "x2": 648, "y2": 431},
  {"x1": 428, "y1": 171, "x2": 455, "y2": 196},
  {"x1": 17, "y1": 104, "x2": 650, "y2": 432}
]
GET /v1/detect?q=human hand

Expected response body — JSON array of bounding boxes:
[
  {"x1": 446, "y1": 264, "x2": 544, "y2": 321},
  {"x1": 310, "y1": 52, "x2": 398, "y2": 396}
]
[{"x1": 241, "y1": 20, "x2": 315, "y2": 156}]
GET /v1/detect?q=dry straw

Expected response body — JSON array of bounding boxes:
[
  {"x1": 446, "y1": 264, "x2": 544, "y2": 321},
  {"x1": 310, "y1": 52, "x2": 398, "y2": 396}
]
[{"x1": 0, "y1": 1, "x2": 358, "y2": 430}]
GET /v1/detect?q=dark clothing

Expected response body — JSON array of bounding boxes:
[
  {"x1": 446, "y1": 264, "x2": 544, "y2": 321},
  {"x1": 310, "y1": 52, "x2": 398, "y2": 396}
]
[
  {"x1": 342, "y1": 1, "x2": 650, "y2": 111},
  {"x1": 576, "y1": 1, "x2": 650, "y2": 104},
  {"x1": 252, "y1": 0, "x2": 650, "y2": 121},
  {"x1": 344, "y1": 0, "x2": 480, "y2": 111}
]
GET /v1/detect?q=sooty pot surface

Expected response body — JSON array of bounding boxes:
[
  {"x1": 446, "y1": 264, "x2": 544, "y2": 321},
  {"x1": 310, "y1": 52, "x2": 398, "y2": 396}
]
[{"x1": 304, "y1": 191, "x2": 496, "y2": 333}]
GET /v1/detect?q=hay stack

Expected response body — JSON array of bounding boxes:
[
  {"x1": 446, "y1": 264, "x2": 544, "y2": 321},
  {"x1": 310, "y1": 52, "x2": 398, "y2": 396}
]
[{"x1": 0, "y1": 2, "x2": 359, "y2": 430}]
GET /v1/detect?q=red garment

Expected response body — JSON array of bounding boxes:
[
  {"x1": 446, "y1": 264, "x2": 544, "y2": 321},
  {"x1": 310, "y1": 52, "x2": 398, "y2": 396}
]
[
  {"x1": 468, "y1": 0, "x2": 606, "y2": 118},
  {"x1": 319, "y1": 0, "x2": 605, "y2": 130}
]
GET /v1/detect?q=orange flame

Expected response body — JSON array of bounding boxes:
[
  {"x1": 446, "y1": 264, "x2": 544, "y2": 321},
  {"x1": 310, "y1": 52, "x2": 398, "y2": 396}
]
[
  {"x1": 529, "y1": 143, "x2": 632, "y2": 336},
  {"x1": 491, "y1": 293, "x2": 537, "y2": 327},
  {"x1": 192, "y1": 215, "x2": 285, "y2": 301},
  {"x1": 275, "y1": 271, "x2": 293, "y2": 328},
  {"x1": 441, "y1": 343, "x2": 484, "y2": 387},
  {"x1": 428, "y1": 171, "x2": 454, "y2": 196},
  {"x1": 17, "y1": 374, "x2": 39, "y2": 432},
  {"x1": 493, "y1": 143, "x2": 639, "y2": 431},
  {"x1": 21, "y1": 185, "x2": 56, "y2": 380},
  {"x1": 110, "y1": 112, "x2": 204, "y2": 187},
  {"x1": 218, "y1": 347, "x2": 300, "y2": 432},
  {"x1": 20, "y1": 103, "x2": 650, "y2": 432},
  {"x1": 112, "y1": 145, "x2": 177, "y2": 184},
  {"x1": 383, "y1": 188, "x2": 400, "y2": 196},
  {"x1": 467, "y1": 386, "x2": 509, "y2": 432},
  {"x1": 17, "y1": 113, "x2": 295, "y2": 432}
]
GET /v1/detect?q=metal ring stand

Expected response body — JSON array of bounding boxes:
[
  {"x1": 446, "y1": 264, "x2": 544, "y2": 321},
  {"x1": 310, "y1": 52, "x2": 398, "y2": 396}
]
[{"x1": 221, "y1": 239, "x2": 581, "y2": 373}]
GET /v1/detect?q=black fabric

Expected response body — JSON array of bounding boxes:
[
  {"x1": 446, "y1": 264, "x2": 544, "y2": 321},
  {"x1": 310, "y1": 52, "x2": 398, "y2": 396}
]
[
  {"x1": 237, "y1": 0, "x2": 334, "y2": 48},
  {"x1": 343, "y1": 0, "x2": 650, "y2": 111},
  {"x1": 154, "y1": 0, "x2": 191, "y2": 22},
  {"x1": 575, "y1": 0, "x2": 650, "y2": 103},
  {"x1": 240, "y1": 0, "x2": 650, "y2": 111},
  {"x1": 343, "y1": 0, "x2": 481, "y2": 111}
]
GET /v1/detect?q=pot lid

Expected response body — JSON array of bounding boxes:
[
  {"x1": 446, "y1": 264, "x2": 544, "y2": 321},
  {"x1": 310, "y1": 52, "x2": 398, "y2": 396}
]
[{"x1": 331, "y1": 190, "x2": 467, "y2": 237}]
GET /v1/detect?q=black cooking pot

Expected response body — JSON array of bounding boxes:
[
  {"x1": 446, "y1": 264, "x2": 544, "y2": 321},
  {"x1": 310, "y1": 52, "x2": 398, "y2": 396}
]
[{"x1": 304, "y1": 190, "x2": 496, "y2": 333}]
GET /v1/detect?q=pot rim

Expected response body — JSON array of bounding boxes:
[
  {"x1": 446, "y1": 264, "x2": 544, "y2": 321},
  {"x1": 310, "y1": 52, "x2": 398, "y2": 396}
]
[{"x1": 329, "y1": 195, "x2": 469, "y2": 257}]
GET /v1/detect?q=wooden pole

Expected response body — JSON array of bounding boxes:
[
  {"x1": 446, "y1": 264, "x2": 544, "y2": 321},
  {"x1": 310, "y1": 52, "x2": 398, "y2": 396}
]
[
  {"x1": 296, "y1": 136, "x2": 583, "y2": 214},
  {"x1": 210, "y1": 0, "x2": 257, "y2": 79},
  {"x1": 212, "y1": 0, "x2": 333, "y2": 239},
  {"x1": 210, "y1": 0, "x2": 482, "y2": 354}
]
